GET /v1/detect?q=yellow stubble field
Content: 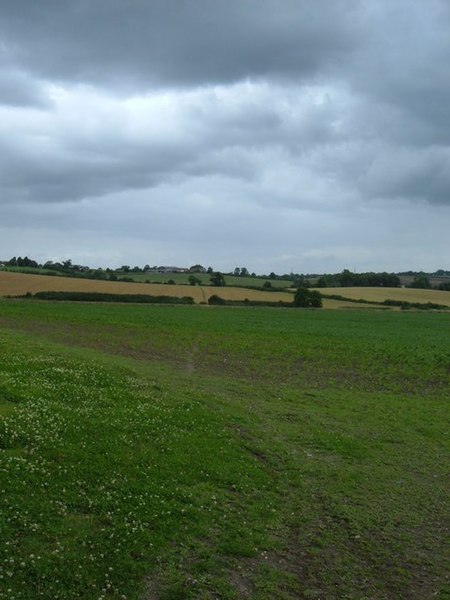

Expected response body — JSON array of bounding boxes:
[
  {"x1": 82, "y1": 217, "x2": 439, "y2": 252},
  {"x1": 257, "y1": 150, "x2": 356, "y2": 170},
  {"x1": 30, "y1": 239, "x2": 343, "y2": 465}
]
[
  {"x1": 0, "y1": 271, "x2": 294, "y2": 304},
  {"x1": 4, "y1": 272, "x2": 444, "y2": 308},
  {"x1": 312, "y1": 286, "x2": 450, "y2": 306}
]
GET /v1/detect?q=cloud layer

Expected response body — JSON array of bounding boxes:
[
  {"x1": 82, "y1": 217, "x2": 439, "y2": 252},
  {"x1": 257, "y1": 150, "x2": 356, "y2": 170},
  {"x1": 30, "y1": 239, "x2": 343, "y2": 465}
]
[{"x1": 1, "y1": 0, "x2": 449, "y2": 271}]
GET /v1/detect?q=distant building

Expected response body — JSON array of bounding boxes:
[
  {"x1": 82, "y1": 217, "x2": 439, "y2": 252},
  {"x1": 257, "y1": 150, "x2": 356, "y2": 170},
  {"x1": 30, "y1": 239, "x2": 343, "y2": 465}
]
[{"x1": 157, "y1": 266, "x2": 188, "y2": 273}]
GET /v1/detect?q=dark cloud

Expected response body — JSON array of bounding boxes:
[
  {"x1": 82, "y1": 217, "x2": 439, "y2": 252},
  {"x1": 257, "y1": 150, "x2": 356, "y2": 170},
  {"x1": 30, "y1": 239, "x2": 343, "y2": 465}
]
[
  {"x1": 347, "y1": 1, "x2": 450, "y2": 146},
  {"x1": 0, "y1": 0, "x2": 359, "y2": 89},
  {"x1": 0, "y1": 0, "x2": 449, "y2": 271}
]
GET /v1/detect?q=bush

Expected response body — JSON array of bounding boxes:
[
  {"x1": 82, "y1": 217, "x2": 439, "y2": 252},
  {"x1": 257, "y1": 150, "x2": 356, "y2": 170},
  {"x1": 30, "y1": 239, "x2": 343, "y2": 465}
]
[
  {"x1": 208, "y1": 295, "x2": 227, "y2": 305},
  {"x1": 383, "y1": 299, "x2": 447, "y2": 310},
  {"x1": 30, "y1": 291, "x2": 194, "y2": 304}
]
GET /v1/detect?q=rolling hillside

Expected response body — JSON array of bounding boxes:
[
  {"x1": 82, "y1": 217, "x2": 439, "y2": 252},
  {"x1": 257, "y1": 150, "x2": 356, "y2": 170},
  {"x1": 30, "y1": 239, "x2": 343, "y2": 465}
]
[
  {"x1": 3, "y1": 272, "x2": 448, "y2": 309},
  {"x1": 0, "y1": 270, "x2": 293, "y2": 304}
]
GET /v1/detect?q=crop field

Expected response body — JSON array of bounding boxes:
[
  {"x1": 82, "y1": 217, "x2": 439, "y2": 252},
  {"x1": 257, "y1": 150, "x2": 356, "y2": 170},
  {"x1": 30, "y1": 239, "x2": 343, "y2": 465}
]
[
  {"x1": 114, "y1": 271, "x2": 294, "y2": 289},
  {"x1": 320, "y1": 298, "x2": 388, "y2": 310},
  {"x1": 0, "y1": 271, "x2": 294, "y2": 305},
  {"x1": 0, "y1": 300, "x2": 449, "y2": 599},
  {"x1": 6, "y1": 272, "x2": 449, "y2": 310},
  {"x1": 1, "y1": 268, "x2": 294, "y2": 289},
  {"x1": 314, "y1": 286, "x2": 450, "y2": 307}
]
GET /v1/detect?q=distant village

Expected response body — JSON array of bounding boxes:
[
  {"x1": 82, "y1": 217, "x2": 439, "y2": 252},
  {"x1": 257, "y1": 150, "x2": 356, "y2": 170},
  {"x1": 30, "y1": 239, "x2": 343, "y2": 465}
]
[{"x1": 0, "y1": 258, "x2": 210, "y2": 275}]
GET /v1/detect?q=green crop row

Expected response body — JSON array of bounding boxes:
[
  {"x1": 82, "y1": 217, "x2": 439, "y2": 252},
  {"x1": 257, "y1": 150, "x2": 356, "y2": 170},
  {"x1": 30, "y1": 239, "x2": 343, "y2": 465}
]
[{"x1": 0, "y1": 300, "x2": 449, "y2": 599}]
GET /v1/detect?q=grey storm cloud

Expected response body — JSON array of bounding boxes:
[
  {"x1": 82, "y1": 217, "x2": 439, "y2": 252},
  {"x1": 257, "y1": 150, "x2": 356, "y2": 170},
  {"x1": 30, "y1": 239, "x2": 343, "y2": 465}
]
[
  {"x1": 0, "y1": 0, "x2": 449, "y2": 271},
  {"x1": 0, "y1": 0, "x2": 359, "y2": 88}
]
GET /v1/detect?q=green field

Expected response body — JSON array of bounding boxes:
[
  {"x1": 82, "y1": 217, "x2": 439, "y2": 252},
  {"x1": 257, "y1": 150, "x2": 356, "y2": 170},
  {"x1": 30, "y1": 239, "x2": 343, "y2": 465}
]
[
  {"x1": 114, "y1": 271, "x2": 293, "y2": 289},
  {"x1": 1, "y1": 266, "x2": 294, "y2": 289},
  {"x1": 0, "y1": 300, "x2": 449, "y2": 599},
  {"x1": 1, "y1": 266, "x2": 68, "y2": 277}
]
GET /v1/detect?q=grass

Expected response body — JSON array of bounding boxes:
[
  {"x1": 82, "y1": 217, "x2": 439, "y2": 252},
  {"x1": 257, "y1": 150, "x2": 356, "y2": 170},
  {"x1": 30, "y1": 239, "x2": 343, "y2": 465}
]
[
  {"x1": 111, "y1": 271, "x2": 294, "y2": 289},
  {"x1": 0, "y1": 300, "x2": 449, "y2": 599}
]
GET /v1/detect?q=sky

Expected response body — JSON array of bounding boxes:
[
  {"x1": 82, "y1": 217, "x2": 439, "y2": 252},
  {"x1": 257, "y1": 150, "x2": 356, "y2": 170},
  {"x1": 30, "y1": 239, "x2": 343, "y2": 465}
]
[{"x1": 1, "y1": 0, "x2": 449, "y2": 274}]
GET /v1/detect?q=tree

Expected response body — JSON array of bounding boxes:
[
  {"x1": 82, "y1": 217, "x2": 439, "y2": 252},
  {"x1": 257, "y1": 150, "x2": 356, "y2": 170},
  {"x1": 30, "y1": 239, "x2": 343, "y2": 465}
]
[
  {"x1": 14, "y1": 256, "x2": 38, "y2": 268},
  {"x1": 190, "y1": 264, "x2": 205, "y2": 273},
  {"x1": 339, "y1": 269, "x2": 354, "y2": 287},
  {"x1": 309, "y1": 290, "x2": 323, "y2": 307},
  {"x1": 293, "y1": 288, "x2": 311, "y2": 307},
  {"x1": 188, "y1": 275, "x2": 201, "y2": 286},
  {"x1": 293, "y1": 288, "x2": 322, "y2": 308},
  {"x1": 210, "y1": 272, "x2": 226, "y2": 287},
  {"x1": 410, "y1": 275, "x2": 431, "y2": 289},
  {"x1": 234, "y1": 267, "x2": 241, "y2": 276},
  {"x1": 92, "y1": 269, "x2": 107, "y2": 280},
  {"x1": 293, "y1": 275, "x2": 310, "y2": 288}
]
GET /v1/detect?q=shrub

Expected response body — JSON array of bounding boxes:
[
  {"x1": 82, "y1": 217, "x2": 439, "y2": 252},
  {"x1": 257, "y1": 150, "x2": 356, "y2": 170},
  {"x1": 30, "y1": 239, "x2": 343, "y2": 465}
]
[
  {"x1": 208, "y1": 295, "x2": 227, "y2": 305},
  {"x1": 30, "y1": 291, "x2": 194, "y2": 304}
]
